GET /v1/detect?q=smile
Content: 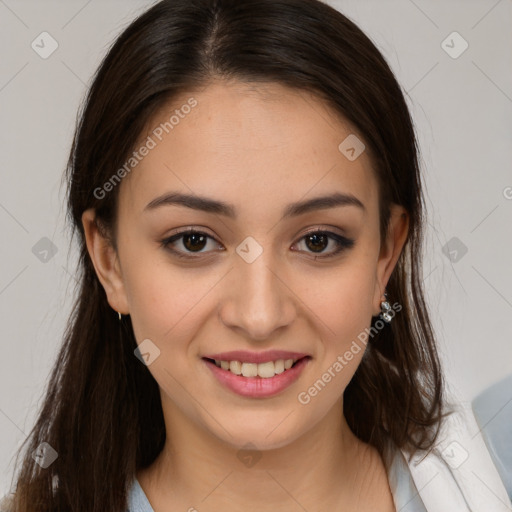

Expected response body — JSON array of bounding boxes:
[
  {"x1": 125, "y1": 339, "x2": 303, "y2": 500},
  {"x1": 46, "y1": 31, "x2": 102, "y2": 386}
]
[
  {"x1": 202, "y1": 356, "x2": 311, "y2": 398},
  {"x1": 209, "y1": 358, "x2": 299, "y2": 378}
]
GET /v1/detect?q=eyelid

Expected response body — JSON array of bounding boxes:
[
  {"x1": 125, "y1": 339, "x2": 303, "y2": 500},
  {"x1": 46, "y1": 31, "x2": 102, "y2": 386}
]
[{"x1": 300, "y1": 225, "x2": 347, "y2": 238}]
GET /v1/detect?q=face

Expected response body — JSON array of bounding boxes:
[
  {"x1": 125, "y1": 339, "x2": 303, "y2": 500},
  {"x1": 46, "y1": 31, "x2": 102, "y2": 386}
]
[{"x1": 84, "y1": 80, "x2": 408, "y2": 451}]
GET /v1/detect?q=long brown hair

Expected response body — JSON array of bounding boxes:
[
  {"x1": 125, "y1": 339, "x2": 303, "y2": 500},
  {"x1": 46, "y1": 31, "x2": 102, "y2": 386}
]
[{"x1": 9, "y1": 0, "x2": 445, "y2": 510}]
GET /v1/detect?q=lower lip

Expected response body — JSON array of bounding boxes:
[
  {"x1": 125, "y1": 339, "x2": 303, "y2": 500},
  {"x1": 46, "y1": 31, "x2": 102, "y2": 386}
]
[{"x1": 203, "y1": 357, "x2": 311, "y2": 398}]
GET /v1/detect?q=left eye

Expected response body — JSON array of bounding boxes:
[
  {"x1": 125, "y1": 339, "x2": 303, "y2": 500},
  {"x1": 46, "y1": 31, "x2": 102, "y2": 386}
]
[
  {"x1": 292, "y1": 230, "x2": 355, "y2": 259},
  {"x1": 161, "y1": 229, "x2": 354, "y2": 259}
]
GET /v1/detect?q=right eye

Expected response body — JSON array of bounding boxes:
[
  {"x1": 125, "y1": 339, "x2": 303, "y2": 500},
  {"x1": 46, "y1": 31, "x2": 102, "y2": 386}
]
[{"x1": 161, "y1": 228, "x2": 224, "y2": 259}]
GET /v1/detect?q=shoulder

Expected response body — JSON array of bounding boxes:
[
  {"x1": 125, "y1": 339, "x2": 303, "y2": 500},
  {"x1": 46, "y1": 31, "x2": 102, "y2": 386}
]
[{"x1": 401, "y1": 402, "x2": 512, "y2": 511}]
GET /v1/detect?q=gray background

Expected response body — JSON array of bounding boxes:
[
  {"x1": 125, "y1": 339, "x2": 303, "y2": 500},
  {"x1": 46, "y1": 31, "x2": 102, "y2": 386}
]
[{"x1": 1, "y1": 0, "x2": 511, "y2": 497}]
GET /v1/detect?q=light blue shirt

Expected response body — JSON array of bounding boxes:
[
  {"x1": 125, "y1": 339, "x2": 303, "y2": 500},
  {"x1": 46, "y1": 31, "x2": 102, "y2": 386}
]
[{"x1": 126, "y1": 478, "x2": 154, "y2": 512}]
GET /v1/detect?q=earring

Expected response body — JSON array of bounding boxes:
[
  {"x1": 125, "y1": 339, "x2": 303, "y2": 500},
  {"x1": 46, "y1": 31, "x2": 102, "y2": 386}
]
[
  {"x1": 380, "y1": 292, "x2": 393, "y2": 323},
  {"x1": 117, "y1": 311, "x2": 122, "y2": 321}
]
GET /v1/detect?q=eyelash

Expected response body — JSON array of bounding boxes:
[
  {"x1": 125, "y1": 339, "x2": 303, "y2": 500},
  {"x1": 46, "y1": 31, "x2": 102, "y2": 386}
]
[{"x1": 160, "y1": 228, "x2": 355, "y2": 260}]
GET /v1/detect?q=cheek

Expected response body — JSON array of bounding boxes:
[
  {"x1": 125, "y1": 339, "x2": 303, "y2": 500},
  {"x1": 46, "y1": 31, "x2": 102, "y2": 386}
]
[
  {"x1": 124, "y1": 261, "x2": 219, "y2": 343},
  {"x1": 122, "y1": 259, "x2": 213, "y2": 409},
  {"x1": 303, "y1": 259, "x2": 376, "y2": 381},
  {"x1": 308, "y1": 262, "x2": 376, "y2": 335},
  {"x1": 296, "y1": 284, "x2": 374, "y2": 410},
  {"x1": 117, "y1": 235, "x2": 202, "y2": 339}
]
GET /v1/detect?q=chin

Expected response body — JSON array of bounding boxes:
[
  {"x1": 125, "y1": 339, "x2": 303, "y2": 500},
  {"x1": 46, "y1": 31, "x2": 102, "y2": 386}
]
[{"x1": 208, "y1": 413, "x2": 308, "y2": 452}]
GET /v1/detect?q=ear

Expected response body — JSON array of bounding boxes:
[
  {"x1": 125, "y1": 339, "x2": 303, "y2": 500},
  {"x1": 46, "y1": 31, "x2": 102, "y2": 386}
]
[
  {"x1": 82, "y1": 209, "x2": 129, "y2": 315},
  {"x1": 372, "y1": 204, "x2": 409, "y2": 315}
]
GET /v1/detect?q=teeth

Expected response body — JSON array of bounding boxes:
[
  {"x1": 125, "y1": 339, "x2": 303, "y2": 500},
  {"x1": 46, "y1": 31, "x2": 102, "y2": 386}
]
[
  {"x1": 213, "y1": 358, "x2": 298, "y2": 378},
  {"x1": 229, "y1": 360, "x2": 242, "y2": 375},
  {"x1": 274, "y1": 359, "x2": 285, "y2": 374},
  {"x1": 241, "y1": 362, "x2": 259, "y2": 377},
  {"x1": 255, "y1": 361, "x2": 274, "y2": 378}
]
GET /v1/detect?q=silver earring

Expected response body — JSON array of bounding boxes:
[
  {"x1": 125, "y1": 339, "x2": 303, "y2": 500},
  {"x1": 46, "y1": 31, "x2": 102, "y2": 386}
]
[
  {"x1": 117, "y1": 311, "x2": 122, "y2": 321},
  {"x1": 380, "y1": 292, "x2": 393, "y2": 323}
]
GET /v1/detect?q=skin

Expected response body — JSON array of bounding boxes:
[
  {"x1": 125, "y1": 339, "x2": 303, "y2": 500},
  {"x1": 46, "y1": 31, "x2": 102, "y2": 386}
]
[{"x1": 83, "y1": 79, "x2": 408, "y2": 512}]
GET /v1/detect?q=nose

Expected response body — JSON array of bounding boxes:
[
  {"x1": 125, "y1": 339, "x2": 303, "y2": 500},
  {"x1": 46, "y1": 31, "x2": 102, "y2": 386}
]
[{"x1": 218, "y1": 251, "x2": 296, "y2": 340}]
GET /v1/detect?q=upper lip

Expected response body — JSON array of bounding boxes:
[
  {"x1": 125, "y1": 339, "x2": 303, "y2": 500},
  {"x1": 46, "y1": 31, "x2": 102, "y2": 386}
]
[{"x1": 202, "y1": 350, "x2": 310, "y2": 364}]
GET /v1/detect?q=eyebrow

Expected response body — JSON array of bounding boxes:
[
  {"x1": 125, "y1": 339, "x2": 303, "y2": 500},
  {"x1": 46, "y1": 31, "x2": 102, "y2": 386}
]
[{"x1": 144, "y1": 191, "x2": 365, "y2": 219}]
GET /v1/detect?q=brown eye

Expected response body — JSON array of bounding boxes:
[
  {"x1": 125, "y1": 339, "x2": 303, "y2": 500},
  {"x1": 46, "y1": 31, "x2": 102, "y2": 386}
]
[
  {"x1": 182, "y1": 232, "x2": 208, "y2": 252},
  {"x1": 161, "y1": 229, "x2": 221, "y2": 258},
  {"x1": 293, "y1": 230, "x2": 355, "y2": 259},
  {"x1": 304, "y1": 232, "x2": 329, "y2": 253}
]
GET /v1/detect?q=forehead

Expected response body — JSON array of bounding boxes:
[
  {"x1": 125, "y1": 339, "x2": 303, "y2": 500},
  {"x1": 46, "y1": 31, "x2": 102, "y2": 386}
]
[{"x1": 121, "y1": 80, "x2": 378, "y2": 219}]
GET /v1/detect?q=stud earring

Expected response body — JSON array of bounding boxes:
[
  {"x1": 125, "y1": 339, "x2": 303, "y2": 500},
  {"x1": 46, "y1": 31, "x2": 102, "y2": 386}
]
[{"x1": 380, "y1": 292, "x2": 393, "y2": 323}]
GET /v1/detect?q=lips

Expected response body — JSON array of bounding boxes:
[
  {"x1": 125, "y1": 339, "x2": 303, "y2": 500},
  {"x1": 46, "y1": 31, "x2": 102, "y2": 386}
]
[
  {"x1": 201, "y1": 350, "x2": 310, "y2": 364},
  {"x1": 203, "y1": 354, "x2": 311, "y2": 398}
]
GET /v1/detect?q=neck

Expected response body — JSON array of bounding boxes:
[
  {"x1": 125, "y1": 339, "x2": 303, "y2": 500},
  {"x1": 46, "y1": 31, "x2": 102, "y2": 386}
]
[{"x1": 137, "y1": 395, "x2": 391, "y2": 511}]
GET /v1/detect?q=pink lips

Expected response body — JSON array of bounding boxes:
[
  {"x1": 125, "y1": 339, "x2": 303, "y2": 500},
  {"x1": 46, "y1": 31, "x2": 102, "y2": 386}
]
[{"x1": 202, "y1": 351, "x2": 311, "y2": 398}]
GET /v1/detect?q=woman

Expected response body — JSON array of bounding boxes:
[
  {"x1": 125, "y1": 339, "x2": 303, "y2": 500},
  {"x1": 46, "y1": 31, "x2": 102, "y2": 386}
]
[{"x1": 4, "y1": 0, "x2": 510, "y2": 511}]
